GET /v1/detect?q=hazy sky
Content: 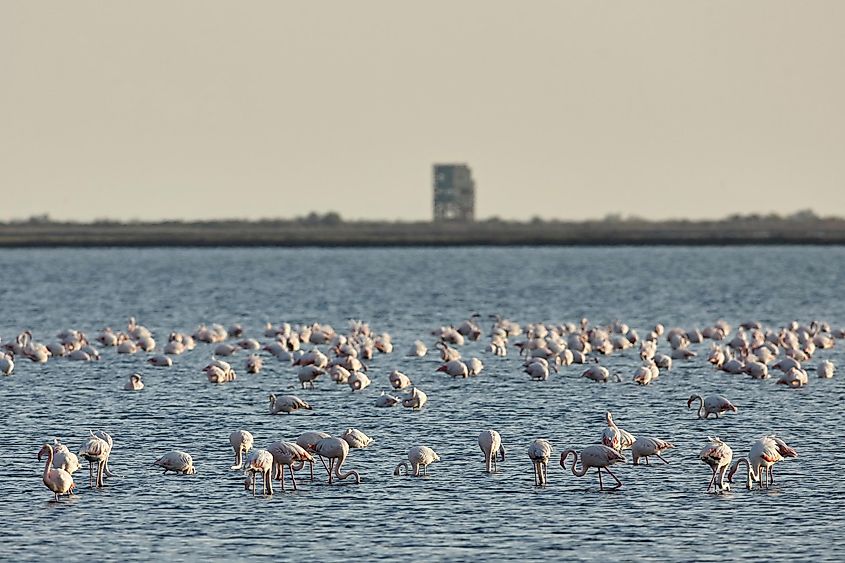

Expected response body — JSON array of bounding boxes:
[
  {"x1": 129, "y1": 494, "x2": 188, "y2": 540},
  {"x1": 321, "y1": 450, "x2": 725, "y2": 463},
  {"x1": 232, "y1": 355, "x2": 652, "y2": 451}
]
[{"x1": 2, "y1": 1, "x2": 843, "y2": 222}]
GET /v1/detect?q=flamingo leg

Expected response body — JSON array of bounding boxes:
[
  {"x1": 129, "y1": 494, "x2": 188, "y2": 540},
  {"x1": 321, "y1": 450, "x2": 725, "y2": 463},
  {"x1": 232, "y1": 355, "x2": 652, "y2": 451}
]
[
  {"x1": 768, "y1": 466, "x2": 775, "y2": 486},
  {"x1": 280, "y1": 465, "x2": 286, "y2": 492},
  {"x1": 309, "y1": 460, "x2": 315, "y2": 480},
  {"x1": 597, "y1": 468, "x2": 604, "y2": 490},
  {"x1": 289, "y1": 465, "x2": 298, "y2": 491},
  {"x1": 88, "y1": 462, "x2": 94, "y2": 488},
  {"x1": 645, "y1": 456, "x2": 650, "y2": 466},
  {"x1": 707, "y1": 469, "x2": 717, "y2": 492},
  {"x1": 327, "y1": 459, "x2": 334, "y2": 484},
  {"x1": 319, "y1": 456, "x2": 329, "y2": 477},
  {"x1": 252, "y1": 472, "x2": 257, "y2": 496},
  {"x1": 266, "y1": 470, "x2": 273, "y2": 495},
  {"x1": 656, "y1": 453, "x2": 669, "y2": 464},
  {"x1": 604, "y1": 467, "x2": 622, "y2": 488}
]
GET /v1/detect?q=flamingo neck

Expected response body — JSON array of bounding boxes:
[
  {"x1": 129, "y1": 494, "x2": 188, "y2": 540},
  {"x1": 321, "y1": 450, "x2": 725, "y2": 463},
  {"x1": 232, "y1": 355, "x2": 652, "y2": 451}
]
[{"x1": 42, "y1": 446, "x2": 54, "y2": 481}]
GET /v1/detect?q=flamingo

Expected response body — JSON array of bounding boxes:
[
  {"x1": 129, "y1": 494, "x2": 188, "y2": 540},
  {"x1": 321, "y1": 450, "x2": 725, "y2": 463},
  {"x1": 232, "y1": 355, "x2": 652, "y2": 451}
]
[
  {"x1": 560, "y1": 445, "x2": 626, "y2": 490},
  {"x1": 244, "y1": 449, "x2": 274, "y2": 495},
  {"x1": 50, "y1": 439, "x2": 81, "y2": 474},
  {"x1": 375, "y1": 391, "x2": 401, "y2": 407},
  {"x1": 348, "y1": 371, "x2": 371, "y2": 391},
  {"x1": 687, "y1": 394, "x2": 738, "y2": 419},
  {"x1": 296, "y1": 430, "x2": 332, "y2": 480},
  {"x1": 727, "y1": 435, "x2": 797, "y2": 489},
  {"x1": 313, "y1": 437, "x2": 360, "y2": 484},
  {"x1": 267, "y1": 441, "x2": 312, "y2": 491},
  {"x1": 78, "y1": 432, "x2": 111, "y2": 487},
  {"x1": 582, "y1": 361, "x2": 621, "y2": 383},
  {"x1": 394, "y1": 446, "x2": 440, "y2": 477},
  {"x1": 777, "y1": 367, "x2": 809, "y2": 387},
  {"x1": 388, "y1": 370, "x2": 412, "y2": 390},
  {"x1": 402, "y1": 387, "x2": 428, "y2": 410},
  {"x1": 340, "y1": 428, "x2": 373, "y2": 449},
  {"x1": 37, "y1": 444, "x2": 76, "y2": 501},
  {"x1": 478, "y1": 430, "x2": 505, "y2": 473},
  {"x1": 407, "y1": 340, "x2": 427, "y2": 357},
  {"x1": 148, "y1": 355, "x2": 173, "y2": 367},
  {"x1": 467, "y1": 357, "x2": 484, "y2": 376},
  {"x1": 631, "y1": 436, "x2": 674, "y2": 465},
  {"x1": 246, "y1": 355, "x2": 262, "y2": 374},
  {"x1": 527, "y1": 439, "x2": 552, "y2": 486},
  {"x1": 699, "y1": 437, "x2": 733, "y2": 492},
  {"x1": 0, "y1": 351, "x2": 14, "y2": 375},
  {"x1": 818, "y1": 360, "x2": 835, "y2": 378},
  {"x1": 602, "y1": 412, "x2": 636, "y2": 451},
  {"x1": 230, "y1": 430, "x2": 254, "y2": 470},
  {"x1": 153, "y1": 450, "x2": 196, "y2": 475},
  {"x1": 124, "y1": 373, "x2": 144, "y2": 391},
  {"x1": 436, "y1": 360, "x2": 469, "y2": 378},
  {"x1": 269, "y1": 394, "x2": 312, "y2": 414}
]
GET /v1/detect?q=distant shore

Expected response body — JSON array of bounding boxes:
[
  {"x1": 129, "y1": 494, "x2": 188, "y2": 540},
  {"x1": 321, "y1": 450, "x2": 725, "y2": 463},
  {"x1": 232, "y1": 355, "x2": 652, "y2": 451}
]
[{"x1": 2, "y1": 216, "x2": 845, "y2": 247}]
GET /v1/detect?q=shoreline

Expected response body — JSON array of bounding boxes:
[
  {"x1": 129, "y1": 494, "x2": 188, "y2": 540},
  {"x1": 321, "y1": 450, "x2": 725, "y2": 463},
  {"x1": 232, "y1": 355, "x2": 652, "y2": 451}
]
[{"x1": 2, "y1": 219, "x2": 845, "y2": 247}]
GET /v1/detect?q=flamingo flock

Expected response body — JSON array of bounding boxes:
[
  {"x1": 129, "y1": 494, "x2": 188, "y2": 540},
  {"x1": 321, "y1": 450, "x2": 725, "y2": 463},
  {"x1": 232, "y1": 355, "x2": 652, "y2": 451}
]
[{"x1": 12, "y1": 315, "x2": 831, "y2": 501}]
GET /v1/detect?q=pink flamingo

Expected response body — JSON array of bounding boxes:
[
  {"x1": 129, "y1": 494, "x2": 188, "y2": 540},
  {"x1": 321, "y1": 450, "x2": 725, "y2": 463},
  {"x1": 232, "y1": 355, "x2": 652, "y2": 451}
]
[
  {"x1": 37, "y1": 444, "x2": 76, "y2": 502},
  {"x1": 560, "y1": 445, "x2": 626, "y2": 490}
]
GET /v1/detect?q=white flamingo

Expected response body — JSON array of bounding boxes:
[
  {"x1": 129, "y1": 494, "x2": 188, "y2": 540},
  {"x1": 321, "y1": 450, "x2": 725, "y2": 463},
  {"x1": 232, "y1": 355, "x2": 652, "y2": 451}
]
[
  {"x1": 269, "y1": 394, "x2": 312, "y2": 415},
  {"x1": 267, "y1": 441, "x2": 313, "y2": 491},
  {"x1": 340, "y1": 428, "x2": 373, "y2": 449},
  {"x1": 727, "y1": 435, "x2": 797, "y2": 489},
  {"x1": 687, "y1": 394, "x2": 738, "y2": 419},
  {"x1": 699, "y1": 437, "x2": 733, "y2": 492},
  {"x1": 375, "y1": 391, "x2": 402, "y2": 407},
  {"x1": 295, "y1": 430, "x2": 331, "y2": 480},
  {"x1": 153, "y1": 450, "x2": 196, "y2": 475},
  {"x1": 37, "y1": 444, "x2": 76, "y2": 502},
  {"x1": 407, "y1": 340, "x2": 427, "y2": 357},
  {"x1": 78, "y1": 433, "x2": 111, "y2": 487},
  {"x1": 148, "y1": 355, "x2": 173, "y2": 367},
  {"x1": 50, "y1": 439, "x2": 80, "y2": 474},
  {"x1": 124, "y1": 373, "x2": 144, "y2": 391},
  {"x1": 0, "y1": 351, "x2": 15, "y2": 375},
  {"x1": 818, "y1": 360, "x2": 835, "y2": 378},
  {"x1": 560, "y1": 445, "x2": 626, "y2": 490},
  {"x1": 402, "y1": 387, "x2": 428, "y2": 410},
  {"x1": 389, "y1": 370, "x2": 412, "y2": 389},
  {"x1": 478, "y1": 430, "x2": 505, "y2": 473},
  {"x1": 244, "y1": 449, "x2": 274, "y2": 495},
  {"x1": 528, "y1": 439, "x2": 552, "y2": 486},
  {"x1": 394, "y1": 446, "x2": 440, "y2": 477},
  {"x1": 631, "y1": 436, "x2": 674, "y2": 465},
  {"x1": 436, "y1": 360, "x2": 469, "y2": 378},
  {"x1": 601, "y1": 412, "x2": 636, "y2": 451},
  {"x1": 229, "y1": 430, "x2": 254, "y2": 470},
  {"x1": 313, "y1": 437, "x2": 360, "y2": 484},
  {"x1": 348, "y1": 371, "x2": 371, "y2": 391}
]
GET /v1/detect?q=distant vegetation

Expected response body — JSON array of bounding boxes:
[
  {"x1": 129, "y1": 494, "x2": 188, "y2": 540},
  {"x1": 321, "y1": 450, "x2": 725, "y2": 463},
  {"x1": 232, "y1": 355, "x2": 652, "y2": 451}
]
[{"x1": 1, "y1": 210, "x2": 844, "y2": 246}]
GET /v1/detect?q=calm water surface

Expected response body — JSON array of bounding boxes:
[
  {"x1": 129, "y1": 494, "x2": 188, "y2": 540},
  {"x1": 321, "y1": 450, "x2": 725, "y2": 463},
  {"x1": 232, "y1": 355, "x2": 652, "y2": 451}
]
[{"x1": 1, "y1": 247, "x2": 844, "y2": 562}]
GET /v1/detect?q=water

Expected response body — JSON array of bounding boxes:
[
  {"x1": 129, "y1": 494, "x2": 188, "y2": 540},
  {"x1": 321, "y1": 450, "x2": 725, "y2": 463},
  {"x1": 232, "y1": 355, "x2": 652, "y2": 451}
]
[{"x1": 1, "y1": 246, "x2": 844, "y2": 562}]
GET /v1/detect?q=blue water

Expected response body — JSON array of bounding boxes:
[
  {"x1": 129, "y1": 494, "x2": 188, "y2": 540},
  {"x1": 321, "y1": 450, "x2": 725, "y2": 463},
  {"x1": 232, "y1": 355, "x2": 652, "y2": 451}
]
[{"x1": 1, "y1": 247, "x2": 843, "y2": 562}]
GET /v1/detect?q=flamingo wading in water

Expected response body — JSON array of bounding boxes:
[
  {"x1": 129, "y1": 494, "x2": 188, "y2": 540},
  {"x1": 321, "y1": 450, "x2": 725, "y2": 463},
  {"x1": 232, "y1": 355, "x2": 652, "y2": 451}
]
[
  {"x1": 394, "y1": 446, "x2": 440, "y2": 477},
  {"x1": 687, "y1": 394, "x2": 738, "y2": 419},
  {"x1": 560, "y1": 445, "x2": 626, "y2": 490},
  {"x1": 37, "y1": 444, "x2": 76, "y2": 502},
  {"x1": 478, "y1": 430, "x2": 505, "y2": 473}
]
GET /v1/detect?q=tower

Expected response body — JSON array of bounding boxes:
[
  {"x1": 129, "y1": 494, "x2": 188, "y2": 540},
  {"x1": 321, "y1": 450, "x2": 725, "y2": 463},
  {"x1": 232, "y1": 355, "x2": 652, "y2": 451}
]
[{"x1": 433, "y1": 164, "x2": 475, "y2": 222}]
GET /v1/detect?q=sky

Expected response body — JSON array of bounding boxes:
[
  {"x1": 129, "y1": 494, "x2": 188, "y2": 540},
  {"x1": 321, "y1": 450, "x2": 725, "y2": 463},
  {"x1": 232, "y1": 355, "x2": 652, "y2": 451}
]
[{"x1": 1, "y1": 1, "x2": 843, "y2": 222}]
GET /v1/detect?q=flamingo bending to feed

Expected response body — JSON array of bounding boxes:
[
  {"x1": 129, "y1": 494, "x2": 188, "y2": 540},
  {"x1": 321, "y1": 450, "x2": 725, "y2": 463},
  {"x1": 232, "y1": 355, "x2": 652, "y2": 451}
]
[
  {"x1": 478, "y1": 430, "x2": 505, "y2": 473},
  {"x1": 436, "y1": 360, "x2": 469, "y2": 378},
  {"x1": 153, "y1": 450, "x2": 196, "y2": 474},
  {"x1": 394, "y1": 446, "x2": 440, "y2": 477},
  {"x1": 230, "y1": 430, "x2": 254, "y2": 470},
  {"x1": 0, "y1": 351, "x2": 14, "y2": 375},
  {"x1": 631, "y1": 436, "x2": 674, "y2": 465},
  {"x1": 402, "y1": 387, "x2": 428, "y2": 410},
  {"x1": 727, "y1": 435, "x2": 797, "y2": 489},
  {"x1": 37, "y1": 444, "x2": 76, "y2": 501},
  {"x1": 818, "y1": 360, "x2": 835, "y2": 378},
  {"x1": 341, "y1": 428, "x2": 373, "y2": 449},
  {"x1": 348, "y1": 371, "x2": 371, "y2": 391},
  {"x1": 375, "y1": 391, "x2": 401, "y2": 407},
  {"x1": 267, "y1": 441, "x2": 313, "y2": 491},
  {"x1": 407, "y1": 340, "x2": 427, "y2": 357},
  {"x1": 295, "y1": 430, "x2": 331, "y2": 480},
  {"x1": 687, "y1": 394, "x2": 737, "y2": 419},
  {"x1": 602, "y1": 412, "x2": 636, "y2": 451},
  {"x1": 244, "y1": 449, "x2": 274, "y2": 495},
  {"x1": 78, "y1": 433, "x2": 111, "y2": 487},
  {"x1": 269, "y1": 394, "x2": 312, "y2": 414},
  {"x1": 388, "y1": 370, "x2": 412, "y2": 389},
  {"x1": 313, "y1": 437, "x2": 360, "y2": 484},
  {"x1": 699, "y1": 437, "x2": 733, "y2": 492},
  {"x1": 528, "y1": 439, "x2": 552, "y2": 486},
  {"x1": 560, "y1": 445, "x2": 626, "y2": 490}
]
